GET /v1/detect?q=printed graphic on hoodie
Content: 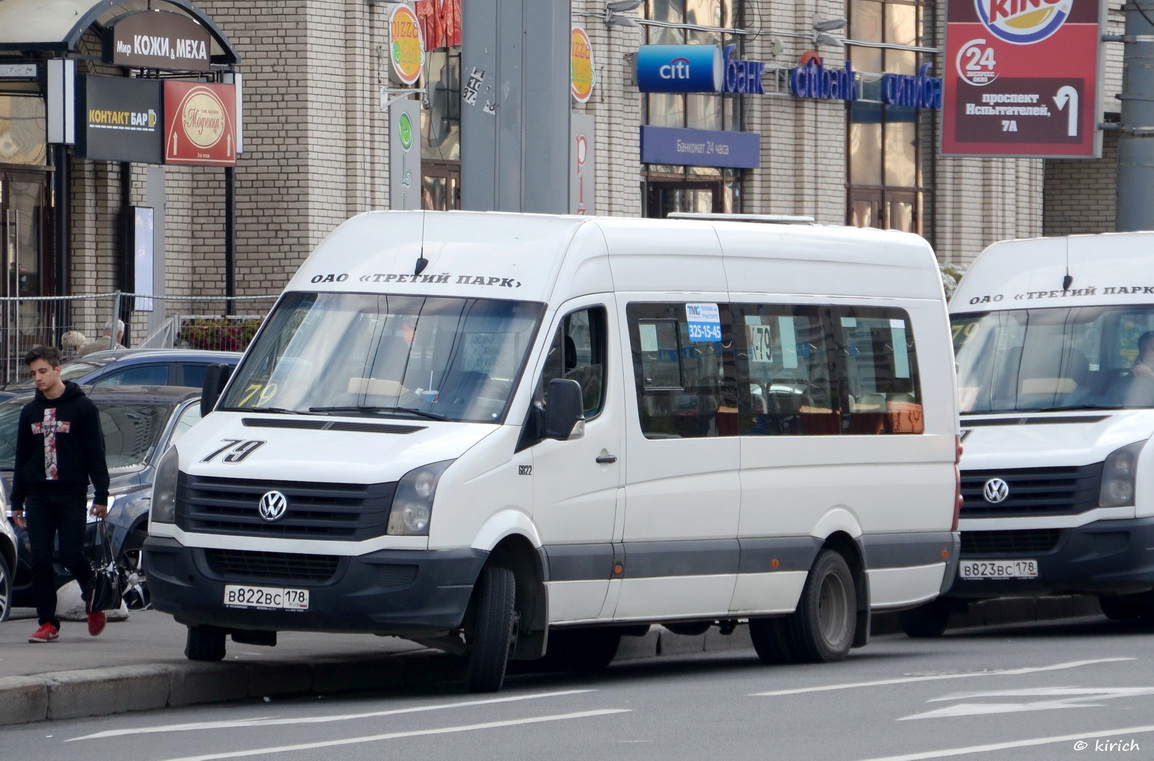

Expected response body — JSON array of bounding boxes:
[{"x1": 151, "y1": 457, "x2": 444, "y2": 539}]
[{"x1": 31, "y1": 409, "x2": 70, "y2": 480}]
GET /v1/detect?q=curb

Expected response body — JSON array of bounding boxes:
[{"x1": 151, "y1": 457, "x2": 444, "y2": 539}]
[{"x1": 0, "y1": 595, "x2": 1103, "y2": 726}]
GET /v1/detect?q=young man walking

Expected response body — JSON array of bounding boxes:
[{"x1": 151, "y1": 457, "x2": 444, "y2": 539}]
[{"x1": 9, "y1": 345, "x2": 110, "y2": 643}]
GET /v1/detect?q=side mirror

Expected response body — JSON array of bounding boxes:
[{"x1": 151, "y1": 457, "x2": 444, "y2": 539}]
[
  {"x1": 201, "y1": 364, "x2": 234, "y2": 417},
  {"x1": 544, "y1": 378, "x2": 584, "y2": 440}
]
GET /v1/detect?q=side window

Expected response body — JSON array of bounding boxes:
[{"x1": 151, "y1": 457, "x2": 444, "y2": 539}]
[
  {"x1": 181, "y1": 364, "x2": 210, "y2": 389},
  {"x1": 94, "y1": 364, "x2": 171, "y2": 387},
  {"x1": 837, "y1": 308, "x2": 924, "y2": 434},
  {"x1": 629, "y1": 302, "x2": 735, "y2": 438},
  {"x1": 735, "y1": 305, "x2": 838, "y2": 436},
  {"x1": 169, "y1": 403, "x2": 203, "y2": 447},
  {"x1": 540, "y1": 306, "x2": 607, "y2": 418}
]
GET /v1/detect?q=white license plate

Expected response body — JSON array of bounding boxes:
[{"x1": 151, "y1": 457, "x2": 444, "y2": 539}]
[
  {"x1": 223, "y1": 584, "x2": 309, "y2": 610},
  {"x1": 960, "y1": 559, "x2": 1038, "y2": 579}
]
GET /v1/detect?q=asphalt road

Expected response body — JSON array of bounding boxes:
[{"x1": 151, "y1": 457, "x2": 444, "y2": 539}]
[{"x1": 4, "y1": 614, "x2": 1154, "y2": 761}]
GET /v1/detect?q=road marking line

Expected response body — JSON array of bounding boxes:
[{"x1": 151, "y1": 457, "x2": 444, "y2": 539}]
[
  {"x1": 749, "y1": 658, "x2": 1133, "y2": 697},
  {"x1": 68, "y1": 689, "x2": 598, "y2": 741},
  {"x1": 151, "y1": 709, "x2": 632, "y2": 761},
  {"x1": 901, "y1": 686, "x2": 1154, "y2": 720},
  {"x1": 853, "y1": 723, "x2": 1154, "y2": 761}
]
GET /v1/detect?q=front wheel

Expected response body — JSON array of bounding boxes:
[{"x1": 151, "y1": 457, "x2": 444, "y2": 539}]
[
  {"x1": 185, "y1": 624, "x2": 227, "y2": 662},
  {"x1": 786, "y1": 549, "x2": 856, "y2": 663},
  {"x1": 1099, "y1": 593, "x2": 1154, "y2": 621},
  {"x1": 466, "y1": 566, "x2": 516, "y2": 693}
]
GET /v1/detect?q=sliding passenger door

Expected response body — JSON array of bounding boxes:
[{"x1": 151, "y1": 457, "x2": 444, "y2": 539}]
[{"x1": 614, "y1": 300, "x2": 741, "y2": 620}]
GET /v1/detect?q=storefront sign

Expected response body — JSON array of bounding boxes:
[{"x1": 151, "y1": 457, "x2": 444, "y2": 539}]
[
  {"x1": 636, "y1": 45, "x2": 722, "y2": 93},
  {"x1": 77, "y1": 75, "x2": 163, "y2": 163},
  {"x1": 415, "y1": 0, "x2": 461, "y2": 52},
  {"x1": 163, "y1": 81, "x2": 237, "y2": 166},
  {"x1": 722, "y1": 45, "x2": 764, "y2": 95},
  {"x1": 390, "y1": 4, "x2": 424, "y2": 85},
  {"x1": 104, "y1": 11, "x2": 212, "y2": 72},
  {"x1": 942, "y1": 0, "x2": 1103, "y2": 157},
  {"x1": 571, "y1": 27, "x2": 596, "y2": 103},
  {"x1": 881, "y1": 63, "x2": 943, "y2": 109},
  {"x1": 640, "y1": 126, "x2": 759, "y2": 169},
  {"x1": 790, "y1": 59, "x2": 857, "y2": 102}
]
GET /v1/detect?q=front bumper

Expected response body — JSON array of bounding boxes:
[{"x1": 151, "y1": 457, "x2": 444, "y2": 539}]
[
  {"x1": 947, "y1": 516, "x2": 1154, "y2": 599},
  {"x1": 144, "y1": 535, "x2": 488, "y2": 635}
]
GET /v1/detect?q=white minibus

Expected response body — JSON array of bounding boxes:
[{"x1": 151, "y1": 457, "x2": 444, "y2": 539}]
[
  {"x1": 145, "y1": 211, "x2": 960, "y2": 691},
  {"x1": 905, "y1": 232, "x2": 1154, "y2": 636}
]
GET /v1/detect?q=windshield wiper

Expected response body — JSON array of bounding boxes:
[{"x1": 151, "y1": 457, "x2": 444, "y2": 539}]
[
  {"x1": 309, "y1": 405, "x2": 451, "y2": 421},
  {"x1": 221, "y1": 406, "x2": 309, "y2": 415}
]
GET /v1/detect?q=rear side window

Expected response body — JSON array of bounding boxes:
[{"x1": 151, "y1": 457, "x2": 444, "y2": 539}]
[
  {"x1": 628, "y1": 302, "x2": 923, "y2": 438},
  {"x1": 94, "y1": 364, "x2": 171, "y2": 387}
]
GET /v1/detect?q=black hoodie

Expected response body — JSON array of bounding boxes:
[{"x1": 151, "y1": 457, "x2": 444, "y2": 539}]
[{"x1": 10, "y1": 381, "x2": 110, "y2": 511}]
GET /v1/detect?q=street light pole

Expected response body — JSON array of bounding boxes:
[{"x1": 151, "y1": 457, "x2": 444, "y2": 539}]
[{"x1": 1117, "y1": 0, "x2": 1154, "y2": 230}]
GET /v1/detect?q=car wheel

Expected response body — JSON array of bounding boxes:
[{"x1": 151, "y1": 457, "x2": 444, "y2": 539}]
[
  {"x1": 466, "y1": 566, "x2": 516, "y2": 693},
  {"x1": 786, "y1": 549, "x2": 856, "y2": 663},
  {"x1": 0, "y1": 551, "x2": 11, "y2": 623},
  {"x1": 119, "y1": 529, "x2": 150, "y2": 610}
]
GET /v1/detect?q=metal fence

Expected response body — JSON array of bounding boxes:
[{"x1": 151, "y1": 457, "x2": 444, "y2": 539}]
[{"x1": 0, "y1": 291, "x2": 278, "y2": 385}]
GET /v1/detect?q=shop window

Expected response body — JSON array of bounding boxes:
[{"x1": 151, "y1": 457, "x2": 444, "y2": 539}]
[{"x1": 847, "y1": 0, "x2": 932, "y2": 234}]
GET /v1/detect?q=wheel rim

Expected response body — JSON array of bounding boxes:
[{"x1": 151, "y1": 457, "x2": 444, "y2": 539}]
[{"x1": 818, "y1": 572, "x2": 850, "y2": 644}]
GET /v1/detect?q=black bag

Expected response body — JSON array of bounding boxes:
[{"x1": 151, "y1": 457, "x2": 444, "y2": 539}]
[{"x1": 87, "y1": 519, "x2": 124, "y2": 612}]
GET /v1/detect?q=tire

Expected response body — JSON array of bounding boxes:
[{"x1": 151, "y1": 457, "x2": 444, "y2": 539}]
[
  {"x1": 1099, "y1": 593, "x2": 1153, "y2": 621},
  {"x1": 119, "y1": 529, "x2": 150, "y2": 611},
  {"x1": 0, "y1": 551, "x2": 11, "y2": 623},
  {"x1": 466, "y1": 566, "x2": 516, "y2": 693},
  {"x1": 786, "y1": 549, "x2": 856, "y2": 663},
  {"x1": 541, "y1": 627, "x2": 622, "y2": 672},
  {"x1": 749, "y1": 616, "x2": 800, "y2": 665},
  {"x1": 185, "y1": 624, "x2": 227, "y2": 662},
  {"x1": 898, "y1": 597, "x2": 953, "y2": 638}
]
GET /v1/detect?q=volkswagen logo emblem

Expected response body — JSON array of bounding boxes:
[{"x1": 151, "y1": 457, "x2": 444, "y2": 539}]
[
  {"x1": 982, "y1": 478, "x2": 1010, "y2": 504},
  {"x1": 258, "y1": 491, "x2": 289, "y2": 521}
]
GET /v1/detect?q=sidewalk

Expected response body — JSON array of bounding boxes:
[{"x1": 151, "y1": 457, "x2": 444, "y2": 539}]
[{"x1": 0, "y1": 595, "x2": 1103, "y2": 726}]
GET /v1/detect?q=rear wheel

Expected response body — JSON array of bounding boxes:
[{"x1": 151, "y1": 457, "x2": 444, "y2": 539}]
[
  {"x1": 466, "y1": 566, "x2": 516, "y2": 693},
  {"x1": 898, "y1": 597, "x2": 953, "y2": 638},
  {"x1": 786, "y1": 549, "x2": 856, "y2": 663},
  {"x1": 749, "y1": 616, "x2": 799, "y2": 664},
  {"x1": 185, "y1": 624, "x2": 227, "y2": 662}
]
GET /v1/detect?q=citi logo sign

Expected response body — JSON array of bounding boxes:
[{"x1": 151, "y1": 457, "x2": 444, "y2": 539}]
[
  {"x1": 660, "y1": 57, "x2": 693, "y2": 80},
  {"x1": 976, "y1": 0, "x2": 1070, "y2": 45}
]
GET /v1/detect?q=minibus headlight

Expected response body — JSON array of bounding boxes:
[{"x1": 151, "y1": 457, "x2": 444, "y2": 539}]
[
  {"x1": 388, "y1": 460, "x2": 453, "y2": 536},
  {"x1": 151, "y1": 446, "x2": 181, "y2": 523},
  {"x1": 1099, "y1": 440, "x2": 1146, "y2": 508}
]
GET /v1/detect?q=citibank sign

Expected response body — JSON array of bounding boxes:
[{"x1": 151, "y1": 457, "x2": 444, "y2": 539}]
[{"x1": 636, "y1": 45, "x2": 722, "y2": 93}]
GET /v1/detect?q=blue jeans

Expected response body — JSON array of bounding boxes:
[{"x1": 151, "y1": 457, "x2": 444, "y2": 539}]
[{"x1": 25, "y1": 487, "x2": 91, "y2": 629}]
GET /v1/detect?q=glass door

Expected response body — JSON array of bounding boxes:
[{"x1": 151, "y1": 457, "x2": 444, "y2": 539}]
[{"x1": 1, "y1": 170, "x2": 51, "y2": 382}]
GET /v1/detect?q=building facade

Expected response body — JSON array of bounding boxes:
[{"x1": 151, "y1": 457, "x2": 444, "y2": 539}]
[{"x1": 0, "y1": 0, "x2": 1129, "y2": 369}]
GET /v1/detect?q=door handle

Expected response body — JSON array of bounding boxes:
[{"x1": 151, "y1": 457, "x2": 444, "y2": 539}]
[{"x1": 595, "y1": 454, "x2": 618, "y2": 464}]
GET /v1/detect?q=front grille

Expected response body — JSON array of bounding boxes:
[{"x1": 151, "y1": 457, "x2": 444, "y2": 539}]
[
  {"x1": 961, "y1": 529, "x2": 1061, "y2": 555},
  {"x1": 176, "y1": 475, "x2": 396, "y2": 540},
  {"x1": 206, "y1": 549, "x2": 339, "y2": 582},
  {"x1": 961, "y1": 464, "x2": 1102, "y2": 518}
]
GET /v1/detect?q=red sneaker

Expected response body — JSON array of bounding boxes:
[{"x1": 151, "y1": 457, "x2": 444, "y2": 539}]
[
  {"x1": 87, "y1": 610, "x2": 107, "y2": 637},
  {"x1": 28, "y1": 623, "x2": 59, "y2": 643}
]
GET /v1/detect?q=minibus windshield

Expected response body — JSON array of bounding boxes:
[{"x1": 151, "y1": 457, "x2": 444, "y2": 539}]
[
  {"x1": 220, "y1": 292, "x2": 545, "y2": 423},
  {"x1": 953, "y1": 305, "x2": 1154, "y2": 413}
]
